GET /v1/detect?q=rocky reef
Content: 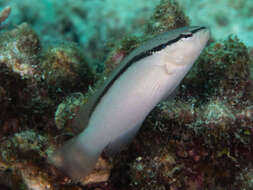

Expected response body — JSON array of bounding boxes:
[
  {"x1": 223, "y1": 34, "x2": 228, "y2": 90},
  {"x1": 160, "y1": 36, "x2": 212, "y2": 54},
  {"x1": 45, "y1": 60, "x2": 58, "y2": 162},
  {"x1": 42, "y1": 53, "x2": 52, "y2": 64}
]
[
  {"x1": 0, "y1": 0, "x2": 253, "y2": 190},
  {"x1": 0, "y1": 0, "x2": 158, "y2": 67},
  {"x1": 0, "y1": 6, "x2": 94, "y2": 189}
]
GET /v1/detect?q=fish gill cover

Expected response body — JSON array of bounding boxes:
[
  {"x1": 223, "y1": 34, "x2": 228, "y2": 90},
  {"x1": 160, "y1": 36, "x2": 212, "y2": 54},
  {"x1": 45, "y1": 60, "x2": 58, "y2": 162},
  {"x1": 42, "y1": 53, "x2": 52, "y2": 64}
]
[{"x1": 0, "y1": 0, "x2": 252, "y2": 190}]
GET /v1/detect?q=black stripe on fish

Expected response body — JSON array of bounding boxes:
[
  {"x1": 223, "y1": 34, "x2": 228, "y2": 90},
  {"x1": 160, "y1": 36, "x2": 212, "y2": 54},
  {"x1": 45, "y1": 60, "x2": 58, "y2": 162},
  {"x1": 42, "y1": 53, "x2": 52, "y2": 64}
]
[{"x1": 90, "y1": 26, "x2": 206, "y2": 116}]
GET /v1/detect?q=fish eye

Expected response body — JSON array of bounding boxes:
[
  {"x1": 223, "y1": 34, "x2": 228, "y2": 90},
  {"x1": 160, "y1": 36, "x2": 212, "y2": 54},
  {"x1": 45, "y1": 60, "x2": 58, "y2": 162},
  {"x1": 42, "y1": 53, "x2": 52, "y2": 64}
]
[
  {"x1": 180, "y1": 32, "x2": 193, "y2": 38},
  {"x1": 160, "y1": 43, "x2": 167, "y2": 49}
]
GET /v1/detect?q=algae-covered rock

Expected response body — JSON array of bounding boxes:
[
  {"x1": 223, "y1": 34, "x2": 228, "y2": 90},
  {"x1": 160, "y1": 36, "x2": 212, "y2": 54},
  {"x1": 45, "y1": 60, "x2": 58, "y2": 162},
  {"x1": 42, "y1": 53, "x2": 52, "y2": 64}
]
[
  {"x1": 0, "y1": 19, "x2": 95, "y2": 135},
  {"x1": 0, "y1": 23, "x2": 40, "y2": 79},
  {"x1": 0, "y1": 6, "x2": 95, "y2": 189},
  {"x1": 55, "y1": 92, "x2": 87, "y2": 133},
  {"x1": 41, "y1": 43, "x2": 94, "y2": 92},
  {"x1": 0, "y1": 22, "x2": 54, "y2": 138},
  {"x1": 145, "y1": 0, "x2": 189, "y2": 34}
]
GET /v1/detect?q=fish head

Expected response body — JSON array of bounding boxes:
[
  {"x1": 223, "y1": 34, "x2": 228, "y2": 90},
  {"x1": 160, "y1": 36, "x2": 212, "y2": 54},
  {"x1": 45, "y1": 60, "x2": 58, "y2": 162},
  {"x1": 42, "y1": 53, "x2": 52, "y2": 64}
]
[{"x1": 162, "y1": 26, "x2": 210, "y2": 69}]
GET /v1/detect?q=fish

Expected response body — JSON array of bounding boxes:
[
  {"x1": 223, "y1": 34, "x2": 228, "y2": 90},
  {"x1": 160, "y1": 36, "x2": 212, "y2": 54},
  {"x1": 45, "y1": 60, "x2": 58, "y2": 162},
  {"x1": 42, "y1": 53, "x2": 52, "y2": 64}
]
[{"x1": 50, "y1": 26, "x2": 210, "y2": 180}]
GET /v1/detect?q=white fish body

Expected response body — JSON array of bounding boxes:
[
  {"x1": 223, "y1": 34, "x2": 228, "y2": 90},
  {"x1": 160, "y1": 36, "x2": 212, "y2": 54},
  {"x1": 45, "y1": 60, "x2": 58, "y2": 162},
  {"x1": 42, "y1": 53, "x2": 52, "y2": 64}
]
[{"x1": 51, "y1": 26, "x2": 210, "y2": 180}]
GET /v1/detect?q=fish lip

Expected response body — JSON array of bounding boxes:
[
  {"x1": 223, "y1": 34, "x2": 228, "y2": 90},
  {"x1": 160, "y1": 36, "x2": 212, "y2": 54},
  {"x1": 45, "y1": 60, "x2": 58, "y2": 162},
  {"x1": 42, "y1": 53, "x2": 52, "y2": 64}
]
[
  {"x1": 203, "y1": 27, "x2": 211, "y2": 40},
  {"x1": 195, "y1": 26, "x2": 211, "y2": 41},
  {"x1": 201, "y1": 26, "x2": 211, "y2": 36}
]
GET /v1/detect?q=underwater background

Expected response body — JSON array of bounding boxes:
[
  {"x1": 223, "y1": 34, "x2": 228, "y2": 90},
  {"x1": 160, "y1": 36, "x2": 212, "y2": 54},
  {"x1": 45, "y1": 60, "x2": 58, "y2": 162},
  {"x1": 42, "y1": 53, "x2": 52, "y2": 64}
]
[{"x1": 0, "y1": 0, "x2": 252, "y2": 189}]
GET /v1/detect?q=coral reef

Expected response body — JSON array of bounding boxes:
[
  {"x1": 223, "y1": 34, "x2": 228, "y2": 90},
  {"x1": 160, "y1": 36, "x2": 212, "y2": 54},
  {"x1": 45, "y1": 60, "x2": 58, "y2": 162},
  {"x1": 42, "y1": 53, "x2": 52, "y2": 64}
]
[
  {"x1": 145, "y1": 0, "x2": 189, "y2": 34},
  {"x1": 41, "y1": 43, "x2": 94, "y2": 92},
  {"x1": 0, "y1": 6, "x2": 94, "y2": 189},
  {"x1": 0, "y1": 0, "x2": 252, "y2": 189},
  {"x1": 0, "y1": 0, "x2": 158, "y2": 65},
  {"x1": 0, "y1": 21, "x2": 94, "y2": 138},
  {"x1": 55, "y1": 92, "x2": 87, "y2": 132},
  {"x1": 0, "y1": 23, "x2": 40, "y2": 79}
]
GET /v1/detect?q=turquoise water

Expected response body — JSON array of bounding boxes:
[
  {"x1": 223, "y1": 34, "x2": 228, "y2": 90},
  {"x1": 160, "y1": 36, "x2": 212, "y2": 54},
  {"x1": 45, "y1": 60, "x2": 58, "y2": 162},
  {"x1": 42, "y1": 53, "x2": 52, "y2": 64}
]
[{"x1": 1, "y1": 0, "x2": 252, "y2": 47}]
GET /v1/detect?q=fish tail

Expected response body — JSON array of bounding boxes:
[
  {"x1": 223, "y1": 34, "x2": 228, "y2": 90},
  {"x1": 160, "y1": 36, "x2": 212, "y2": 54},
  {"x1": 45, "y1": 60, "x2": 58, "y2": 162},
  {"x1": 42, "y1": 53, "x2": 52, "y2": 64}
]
[{"x1": 49, "y1": 136, "x2": 101, "y2": 181}]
